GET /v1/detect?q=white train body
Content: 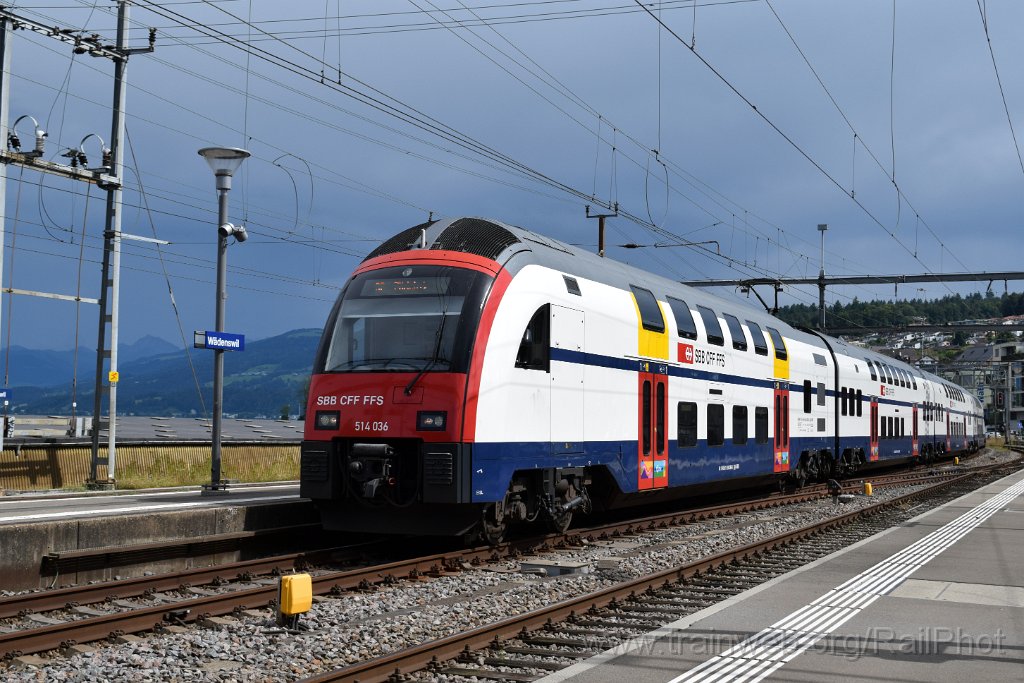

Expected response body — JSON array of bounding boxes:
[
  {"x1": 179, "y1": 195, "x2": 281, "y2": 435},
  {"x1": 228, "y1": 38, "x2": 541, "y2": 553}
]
[{"x1": 301, "y1": 218, "x2": 983, "y2": 536}]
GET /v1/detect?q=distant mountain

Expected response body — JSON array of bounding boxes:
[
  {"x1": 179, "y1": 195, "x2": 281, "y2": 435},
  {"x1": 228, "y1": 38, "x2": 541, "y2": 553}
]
[
  {"x1": 121, "y1": 335, "x2": 178, "y2": 363},
  {"x1": 3, "y1": 346, "x2": 87, "y2": 388},
  {"x1": 11, "y1": 328, "x2": 322, "y2": 419},
  {"x1": 3, "y1": 336, "x2": 178, "y2": 389}
]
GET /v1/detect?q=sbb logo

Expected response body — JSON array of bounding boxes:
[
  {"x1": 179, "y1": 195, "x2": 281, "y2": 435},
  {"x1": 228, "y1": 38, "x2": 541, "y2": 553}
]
[{"x1": 678, "y1": 343, "x2": 694, "y2": 364}]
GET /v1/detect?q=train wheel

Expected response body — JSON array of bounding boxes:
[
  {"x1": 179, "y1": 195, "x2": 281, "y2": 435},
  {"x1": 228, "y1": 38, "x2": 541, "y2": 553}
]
[{"x1": 480, "y1": 505, "x2": 506, "y2": 545}]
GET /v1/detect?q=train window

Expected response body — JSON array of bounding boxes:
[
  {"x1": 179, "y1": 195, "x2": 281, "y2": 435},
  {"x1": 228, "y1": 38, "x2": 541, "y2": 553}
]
[
  {"x1": 677, "y1": 402, "x2": 698, "y2": 447},
  {"x1": 856, "y1": 389, "x2": 863, "y2": 416},
  {"x1": 322, "y1": 264, "x2": 489, "y2": 374},
  {"x1": 867, "y1": 360, "x2": 877, "y2": 381},
  {"x1": 630, "y1": 286, "x2": 665, "y2": 333},
  {"x1": 841, "y1": 387, "x2": 848, "y2": 416},
  {"x1": 774, "y1": 395, "x2": 780, "y2": 446},
  {"x1": 910, "y1": 372, "x2": 917, "y2": 390},
  {"x1": 697, "y1": 306, "x2": 725, "y2": 346},
  {"x1": 901, "y1": 418, "x2": 906, "y2": 438},
  {"x1": 708, "y1": 404, "x2": 725, "y2": 446},
  {"x1": 656, "y1": 382, "x2": 666, "y2": 455},
  {"x1": 746, "y1": 320, "x2": 769, "y2": 356},
  {"x1": 782, "y1": 395, "x2": 789, "y2": 446},
  {"x1": 723, "y1": 313, "x2": 747, "y2": 351},
  {"x1": 889, "y1": 416, "x2": 895, "y2": 439},
  {"x1": 898, "y1": 368, "x2": 907, "y2": 388},
  {"x1": 733, "y1": 405, "x2": 748, "y2": 444},
  {"x1": 766, "y1": 326, "x2": 787, "y2": 360},
  {"x1": 666, "y1": 297, "x2": 699, "y2": 340},
  {"x1": 642, "y1": 380, "x2": 652, "y2": 455},
  {"x1": 515, "y1": 305, "x2": 550, "y2": 371},
  {"x1": 813, "y1": 353, "x2": 827, "y2": 366},
  {"x1": 881, "y1": 414, "x2": 887, "y2": 439},
  {"x1": 817, "y1": 382, "x2": 826, "y2": 406},
  {"x1": 755, "y1": 407, "x2": 768, "y2": 444},
  {"x1": 803, "y1": 380, "x2": 812, "y2": 413},
  {"x1": 563, "y1": 275, "x2": 582, "y2": 296}
]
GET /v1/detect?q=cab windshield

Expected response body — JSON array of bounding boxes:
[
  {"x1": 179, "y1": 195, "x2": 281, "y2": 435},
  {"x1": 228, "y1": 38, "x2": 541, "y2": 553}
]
[{"x1": 318, "y1": 264, "x2": 490, "y2": 374}]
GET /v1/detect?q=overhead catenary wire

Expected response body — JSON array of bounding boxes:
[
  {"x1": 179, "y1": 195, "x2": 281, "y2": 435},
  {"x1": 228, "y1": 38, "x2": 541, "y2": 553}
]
[
  {"x1": 125, "y1": 126, "x2": 208, "y2": 416},
  {"x1": 763, "y1": 0, "x2": 968, "y2": 272},
  {"x1": 46, "y1": 0, "x2": 887, "y2": 286},
  {"x1": 632, "y1": 0, "x2": 957, "y2": 293},
  {"x1": 13, "y1": 0, "x2": 989, "y2": 318},
  {"x1": 976, "y1": 0, "x2": 1024, "y2": 183}
]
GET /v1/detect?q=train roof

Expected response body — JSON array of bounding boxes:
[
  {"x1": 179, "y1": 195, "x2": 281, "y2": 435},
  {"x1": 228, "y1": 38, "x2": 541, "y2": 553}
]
[{"x1": 367, "y1": 217, "x2": 971, "y2": 400}]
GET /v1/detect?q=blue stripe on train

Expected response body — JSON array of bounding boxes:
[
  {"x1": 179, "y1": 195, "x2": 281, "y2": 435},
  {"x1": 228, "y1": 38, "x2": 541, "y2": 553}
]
[
  {"x1": 549, "y1": 347, "x2": 976, "y2": 417},
  {"x1": 470, "y1": 435, "x2": 929, "y2": 502}
]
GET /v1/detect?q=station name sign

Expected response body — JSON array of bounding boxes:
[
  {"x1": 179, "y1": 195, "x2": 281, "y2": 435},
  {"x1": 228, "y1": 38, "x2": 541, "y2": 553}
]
[{"x1": 194, "y1": 330, "x2": 245, "y2": 351}]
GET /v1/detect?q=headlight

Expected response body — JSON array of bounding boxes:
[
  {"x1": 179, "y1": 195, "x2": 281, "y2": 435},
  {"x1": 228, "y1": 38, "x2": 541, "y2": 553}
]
[
  {"x1": 314, "y1": 410, "x2": 340, "y2": 430},
  {"x1": 417, "y1": 411, "x2": 447, "y2": 431}
]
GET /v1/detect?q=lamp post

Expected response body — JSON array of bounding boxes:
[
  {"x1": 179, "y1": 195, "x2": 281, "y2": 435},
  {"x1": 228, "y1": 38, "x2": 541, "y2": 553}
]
[{"x1": 198, "y1": 146, "x2": 250, "y2": 492}]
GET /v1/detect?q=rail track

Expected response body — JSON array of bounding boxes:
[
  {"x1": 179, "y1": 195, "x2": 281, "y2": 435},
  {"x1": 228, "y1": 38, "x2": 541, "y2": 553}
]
[
  {"x1": 299, "y1": 458, "x2": 1021, "y2": 682},
  {"x1": 0, "y1": 455, "x2": 1004, "y2": 667}
]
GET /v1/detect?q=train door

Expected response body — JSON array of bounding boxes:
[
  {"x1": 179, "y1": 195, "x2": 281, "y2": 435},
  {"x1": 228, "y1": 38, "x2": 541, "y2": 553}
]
[
  {"x1": 550, "y1": 305, "x2": 584, "y2": 452},
  {"x1": 773, "y1": 382, "x2": 790, "y2": 472},
  {"x1": 637, "y1": 367, "x2": 668, "y2": 490},
  {"x1": 912, "y1": 405, "x2": 919, "y2": 457},
  {"x1": 946, "y1": 409, "x2": 951, "y2": 453},
  {"x1": 869, "y1": 398, "x2": 880, "y2": 461}
]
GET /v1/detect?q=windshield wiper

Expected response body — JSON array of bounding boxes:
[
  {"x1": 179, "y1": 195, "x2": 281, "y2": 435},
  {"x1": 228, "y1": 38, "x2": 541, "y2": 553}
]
[{"x1": 404, "y1": 314, "x2": 449, "y2": 395}]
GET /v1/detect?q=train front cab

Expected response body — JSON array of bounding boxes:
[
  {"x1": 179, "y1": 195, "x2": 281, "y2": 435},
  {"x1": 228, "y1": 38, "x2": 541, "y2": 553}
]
[{"x1": 299, "y1": 252, "x2": 503, "y2": 536}]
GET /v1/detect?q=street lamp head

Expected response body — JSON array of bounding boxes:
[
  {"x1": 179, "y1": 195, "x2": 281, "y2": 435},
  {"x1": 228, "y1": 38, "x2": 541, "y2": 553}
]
[{"x1": 198, "y1": 146, "x2": 250, "y2": 177}]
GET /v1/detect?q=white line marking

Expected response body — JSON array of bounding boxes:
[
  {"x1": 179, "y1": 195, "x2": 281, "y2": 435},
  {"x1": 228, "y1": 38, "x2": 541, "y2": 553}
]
[{"x1": 669, "y1": 477, "x2": 1024, "y2": 683}]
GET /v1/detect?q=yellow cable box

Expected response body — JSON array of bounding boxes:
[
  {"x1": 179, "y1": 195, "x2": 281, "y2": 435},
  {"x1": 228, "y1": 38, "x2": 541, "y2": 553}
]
[{"x1": 279, "y1": 573, "x2": 313, "y2": 616}]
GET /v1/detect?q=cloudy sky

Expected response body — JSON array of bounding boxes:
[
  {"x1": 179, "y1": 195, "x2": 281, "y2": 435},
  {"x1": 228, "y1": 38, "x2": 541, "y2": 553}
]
[{"x1": 2, "y1": 0, "x2": 1022, "y2": 355}]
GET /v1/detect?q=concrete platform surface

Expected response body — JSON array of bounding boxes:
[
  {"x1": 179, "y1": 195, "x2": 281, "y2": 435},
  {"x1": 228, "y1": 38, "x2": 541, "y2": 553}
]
[
  {"x1": 0, "y1": 482, "x2": 299, "y2": 526},
  {"x1": 542, "y1": 469, "x2": 1024, "y2": 683},
  {"x1": 0, "y1": 483, "x2": 313, "y2": 590}
]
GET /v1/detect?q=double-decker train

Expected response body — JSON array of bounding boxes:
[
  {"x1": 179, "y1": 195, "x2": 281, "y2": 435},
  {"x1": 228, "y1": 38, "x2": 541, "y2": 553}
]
[{"x1": 300, "y1": 217, "x2": 983, "y2": 541}]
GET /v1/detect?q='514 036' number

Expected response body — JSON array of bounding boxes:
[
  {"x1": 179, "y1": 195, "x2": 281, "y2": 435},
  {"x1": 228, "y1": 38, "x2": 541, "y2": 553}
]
[{"x1": 354, "y1": 420, "x2": 389, "y2": 432}]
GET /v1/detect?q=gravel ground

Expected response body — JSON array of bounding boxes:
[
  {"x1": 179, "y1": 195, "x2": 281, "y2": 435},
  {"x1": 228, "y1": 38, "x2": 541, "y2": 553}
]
[{"x1": 4, "y1": 448, "x2": 1020, "y2": 682}]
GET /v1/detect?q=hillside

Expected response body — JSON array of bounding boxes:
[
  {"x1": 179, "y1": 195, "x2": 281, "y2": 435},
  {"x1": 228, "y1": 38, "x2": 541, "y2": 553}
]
[
  {"x1": 12, "y1": 329, "x2": 321, "y2": 419},
  {"x1": 776, "y1": 291, "x2": 1024, "y2": 331}
]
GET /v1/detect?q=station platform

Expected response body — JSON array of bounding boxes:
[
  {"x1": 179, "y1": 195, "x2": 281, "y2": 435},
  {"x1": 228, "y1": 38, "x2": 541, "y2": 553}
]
[
  {"x1": 0, "y1": 483, "x2": 313, "y2": 590},
  {"x1": 543, "y1": 468, "x2": 1024, "y2": 683}
]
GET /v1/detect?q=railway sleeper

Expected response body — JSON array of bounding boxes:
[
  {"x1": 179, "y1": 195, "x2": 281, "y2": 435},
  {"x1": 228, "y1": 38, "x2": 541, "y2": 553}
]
[
  {"x1": 482, "y1": 656, "x2": 570, "y2": 671},
  {"x1": 498, "y1": 646, "x2": 594, "y2": 660},
  {"x1": 440, "y1": 666, "x2": 538, "y2": 682},
  {"x1": 619, "y1": 605, "x2": 702, "y2": 617},
  {"x1": 522, "y1": 635, "x2": 595, "y2": 648},
  {"x1": 639, "y1": 598, "x2": 715, "y2": 609}
]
